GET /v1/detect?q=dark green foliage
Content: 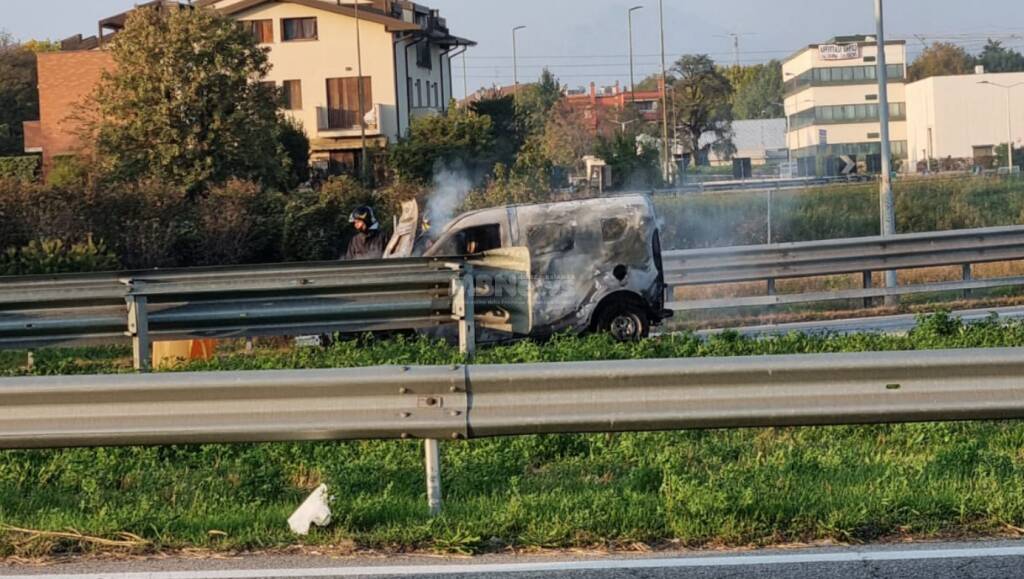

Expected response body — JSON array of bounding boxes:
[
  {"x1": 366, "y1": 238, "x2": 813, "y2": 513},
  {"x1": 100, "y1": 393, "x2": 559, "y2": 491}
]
[
  {"x1": 0, "y1": 40, "x2": 39, "y2": 156},
  {"x1": 976, "y1": 39, "x2": 1024, "y2": 74},
  {"x1": 594, "y1": 131, "x2": 661, "y2": 190},
  {"x1": 88, "y1": 7, "x2": 290, "y2": 194},
  {"x1": 0, "y1": 237, "x2": 119, "y2": 275},
  {"x1": 281, "y1": 176, "x2": 389, "y2": 262},
  {"x1": 4, "y1": 315, "x2": 1024, "y2": 554},
  {"x1": 0, "y1": 156, "x2": 39, "y2": 182},
  {"x1": 386, "y1": 106, "x2": 494, "y2": 184}
]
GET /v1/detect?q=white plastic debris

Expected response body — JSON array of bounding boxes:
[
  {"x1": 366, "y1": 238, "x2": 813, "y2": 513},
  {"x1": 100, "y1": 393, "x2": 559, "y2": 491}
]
[{"x1": 288, "y1": 484, "x2": 332, "y2": 535}]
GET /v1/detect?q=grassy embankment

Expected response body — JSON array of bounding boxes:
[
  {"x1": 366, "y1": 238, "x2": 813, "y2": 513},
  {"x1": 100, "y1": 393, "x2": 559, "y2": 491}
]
[
  {"x1": 655, "y1": 176, "x2": 1024, "y2": 327},
  {"x1": 2, "y1": 313, "x2": 1024, "y2": 557}
]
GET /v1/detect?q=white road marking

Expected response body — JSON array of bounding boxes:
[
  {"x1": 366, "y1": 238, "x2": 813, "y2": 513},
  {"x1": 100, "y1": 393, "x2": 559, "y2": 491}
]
[{"x1": 6, "y1": 545, "x2": 1024, "y2": 578}]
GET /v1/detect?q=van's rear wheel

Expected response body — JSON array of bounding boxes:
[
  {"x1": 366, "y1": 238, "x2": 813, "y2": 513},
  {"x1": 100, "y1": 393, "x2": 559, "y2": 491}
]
[{"x1": 594, "y1": 303, "x2": 650, "y2": 342}]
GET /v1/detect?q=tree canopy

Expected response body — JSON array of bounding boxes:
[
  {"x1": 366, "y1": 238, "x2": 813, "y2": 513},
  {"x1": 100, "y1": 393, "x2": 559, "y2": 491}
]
[
  {"x1": 668, "y1": 55, "x2": 734, "y2": 164},
  {"x1": 976, "y1": 39, "x2": 1024, "y2": 74},
  {"x1": 908, "y1": 42, "x2": 974, "y2": 81},
  {"x1": 729, "y1": 61, "x2": 784, "y2": 120},
  {"x1": 85, "y1": 7, "x2": 294, "y2": 193},
  {"x1": 0, "y1": 31, "x2": 57, "y2": 155}
]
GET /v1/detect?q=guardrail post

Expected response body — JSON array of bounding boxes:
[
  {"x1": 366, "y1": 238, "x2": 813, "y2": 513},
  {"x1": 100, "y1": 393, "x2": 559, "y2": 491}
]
[
  {"x1": 862, "y1": 271, "x2": 873, "y2": 309},
  {"x1": 962, "y1": 264, "x2": 973, "y2": 300},
  {"x1": 766, "y1": 278, "x2": 776, "y2": 296},
  {"x1": 124, "y1": 281, "x2": 151, "y2": 373},
  {"x1": 453, "y1": 267, "x2": 476, "y2": 358},
  {"x1": 425, "y1": 438, "x2": 442, "y2": 516}
]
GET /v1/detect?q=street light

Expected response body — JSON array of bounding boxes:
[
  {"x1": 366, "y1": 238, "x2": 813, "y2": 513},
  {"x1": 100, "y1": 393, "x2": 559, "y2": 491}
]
[
  {"x1": 873, "y1": 0, "x2": 897, "y2": 300},
  {"x1": 658, "y1": 0, "x2": 671, "y2": 184},
  {"x1": 979, "y1": 80, "x2": 1023, "y2": 172},
  {"x1": 627, "y1": 6, "x2": 643, "y2": 103},
  {"x1": 512, "y1": 25, "x2": 527, "y2": 104}
]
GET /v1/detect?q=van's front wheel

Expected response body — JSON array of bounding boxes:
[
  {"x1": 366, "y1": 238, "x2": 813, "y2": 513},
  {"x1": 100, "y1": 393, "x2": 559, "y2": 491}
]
[{"x1": 594, "y1": 303, "x2": 650, "y2": 342}]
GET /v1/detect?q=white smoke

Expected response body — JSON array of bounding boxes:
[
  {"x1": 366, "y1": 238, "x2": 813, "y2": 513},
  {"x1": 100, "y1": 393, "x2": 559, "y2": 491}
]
[{"x1": 424, "y1": 162, "x2": 474, "y2": 237}]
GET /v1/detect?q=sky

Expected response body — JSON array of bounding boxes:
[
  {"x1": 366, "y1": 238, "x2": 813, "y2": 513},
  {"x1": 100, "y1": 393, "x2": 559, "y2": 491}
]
[{"x1": 4, "y1": 0, "x2": 1024, "y2": 96}]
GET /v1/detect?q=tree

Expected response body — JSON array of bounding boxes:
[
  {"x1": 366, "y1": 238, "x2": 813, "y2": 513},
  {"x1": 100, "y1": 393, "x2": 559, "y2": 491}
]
[
  {"x1": 85, "y1": 8, "x2": 290, "y2": 194},
  {"x1": 470, "y1": 94, "x2": 523, "y2": 169},
  {"x1": 731, "y1": 61, "x2": 784, "y2": 120},
  {"x1": 542, "y1": 101, "x2": 596, "y2": 172},
  {"x1": 516, "y1": 68, "x2": 562, "y2": 134},
  {"x1": 387, "y1": 104, "x2": 494, "y2": 184},
  {"x1": 909, "y1": 42, "x2": 974, "y2": 81},
  {"x1": 0, "y1": 32, "x2": 57, "y2": 155},
  {"x1": 594, "y1": 128, "x2": 660, "y2": 190},
  {"x1": 976, "y1": 39, "x2": 1024, "y2": 73},
  {"x1": 668, "y1": 55, "x2": 734, "y2": 165}
]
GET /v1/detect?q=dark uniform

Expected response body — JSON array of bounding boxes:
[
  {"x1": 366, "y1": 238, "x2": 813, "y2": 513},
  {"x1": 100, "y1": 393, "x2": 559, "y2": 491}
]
[
  {"x1": 344, "y1": 205, "x2": 387, "y2": 261},
  {"x1": 344, "y1": 228, "x2": 386, "y2": 261}
]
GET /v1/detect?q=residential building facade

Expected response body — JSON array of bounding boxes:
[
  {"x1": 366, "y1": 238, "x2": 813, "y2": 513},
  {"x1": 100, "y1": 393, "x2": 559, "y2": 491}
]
[
  {"x1": 905, "y1": 70, "x2": 1024, "y2": 169},
  {"x1": 24, "y1": 0, "x2": 473, "y2": 177},
  {"x1": 563, "y1": 81, "x2": 663, "y2": 137},
  {"x1": 783, "y1": 36, "x2": 908, "y2": 174}
]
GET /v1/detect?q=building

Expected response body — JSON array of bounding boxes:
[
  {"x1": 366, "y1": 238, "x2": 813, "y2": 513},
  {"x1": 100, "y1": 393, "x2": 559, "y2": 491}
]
[
  {"x1": 905, "y1": 70, "x2": 1024, "y2": 170},
  {"x1": 24, "y1": 0, "x2": 474, "y2": 177},
  {"x1": 783, "y1": 35, "x2": 908, "y2": 174},
  {"x1": 563, "y1": 81, "x2": 663, "y2": 136},
  {"x1": 700, "y1": 119, "x2": 788, "y2": 167}
]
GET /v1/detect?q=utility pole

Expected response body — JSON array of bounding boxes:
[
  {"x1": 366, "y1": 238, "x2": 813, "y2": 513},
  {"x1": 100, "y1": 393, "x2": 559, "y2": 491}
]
[
  {"x1": 462, "y1": 52, "x2": 468, "y2": 100},
  {"x1": 352, "y1": 0, "x2": 368, "y2": 184},
  {"x1": 731, "y1": 33, "x2": 740, "y2": 68},
  {"x1": 874, "y1": 0, "x2": 897, "y2": 297},
  {"x1": 628, "y1": 6, "x2": 643, "y2": 103},
  {"x1": 512, "y1": 25, "x2": 526, "y2": 106},
  {"x1": 979, "y1": 81, "x2": 1022, "y2": 172},
  {"x1": 659, "y1": 0, "x2": 671, "y2": 184}
]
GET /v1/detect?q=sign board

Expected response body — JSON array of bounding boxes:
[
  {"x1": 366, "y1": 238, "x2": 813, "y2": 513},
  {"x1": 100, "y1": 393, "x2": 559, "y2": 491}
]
[
  {"x1": 818, "y1": 129, "x2": 828, "y2": 146},
  {"x1": 818, "y1": 44, "x2": 861, "y2": 61}
]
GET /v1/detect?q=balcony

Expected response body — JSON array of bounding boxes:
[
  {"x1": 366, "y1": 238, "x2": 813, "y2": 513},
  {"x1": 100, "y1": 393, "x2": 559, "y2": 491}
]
[{"x1": 316, "y1": 104, "x2": 381, "y2": 137}]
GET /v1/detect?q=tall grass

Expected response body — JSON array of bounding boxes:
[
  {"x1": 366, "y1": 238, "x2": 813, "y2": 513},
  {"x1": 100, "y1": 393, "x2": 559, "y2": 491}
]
[
  {"x1": 656, "y1": 175, "x2": 1024, "y2": 249},
  {"x1": 3, "y1": 314, "x2": 1024, "y2": 556}
]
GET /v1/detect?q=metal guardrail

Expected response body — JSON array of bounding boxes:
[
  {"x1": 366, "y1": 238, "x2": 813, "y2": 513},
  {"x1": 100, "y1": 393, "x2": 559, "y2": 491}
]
[
  {"x1": 2, "y1": 347, "x2": 1023, "y2": 448},
  {"x1": 0, "y1": 258, "x2": 472, "y2": 369},
  {"x1": 663, "y1": 224, "x2": 1024, "y2": 311}
]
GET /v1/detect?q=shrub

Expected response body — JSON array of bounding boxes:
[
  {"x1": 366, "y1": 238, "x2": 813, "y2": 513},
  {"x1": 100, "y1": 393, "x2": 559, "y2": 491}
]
[
  {"x1": 0, "y1": 236, "x2": 119, "y2": 276},
  {"x1": 282, "y1": 176, "x2": 388, "y2": 262},
  {"x1": 193, "y1": 180, "x2": 286, "y2": 266},
  {"x1": 0, "y1": 155, "x2": 39, "y2": 182}
]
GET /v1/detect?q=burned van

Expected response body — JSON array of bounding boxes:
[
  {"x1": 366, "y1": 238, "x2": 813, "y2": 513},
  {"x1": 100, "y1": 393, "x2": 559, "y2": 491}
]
[{"x1": 386, "y1": 195, "x2": 672, "y2": 341}]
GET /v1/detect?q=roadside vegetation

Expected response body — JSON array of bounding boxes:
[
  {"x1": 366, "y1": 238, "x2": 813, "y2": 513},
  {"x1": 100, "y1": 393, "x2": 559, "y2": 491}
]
[{"x1": 3, "y1": 313, "x2": 1024, "y2": 557}]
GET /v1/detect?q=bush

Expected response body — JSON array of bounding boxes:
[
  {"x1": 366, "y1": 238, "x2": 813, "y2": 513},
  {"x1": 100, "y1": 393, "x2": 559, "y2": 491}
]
[
  {"x1": 0, "y1": 236, "x2": 119, "y2": 276},
  {"x1": 282, "y1": 176, "x2": 391, "y2": 262},
  {"x1": 0, "y1": 155, "x2": 39, "y2": 182},
  {"x1": 193, "y1": 180, "x2": 286, "y2": 266}
]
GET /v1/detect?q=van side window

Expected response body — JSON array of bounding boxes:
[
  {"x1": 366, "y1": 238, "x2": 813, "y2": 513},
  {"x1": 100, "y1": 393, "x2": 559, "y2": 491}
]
[
  {"x1": 434, "y1": 224, "x2": 502, "y2": 256},
  {"x1": 528, "y1": 224, "x2": 575, "y2": 254},
  {"x1": 601, "y1": 218, "x2": 628, "y2": 242}
]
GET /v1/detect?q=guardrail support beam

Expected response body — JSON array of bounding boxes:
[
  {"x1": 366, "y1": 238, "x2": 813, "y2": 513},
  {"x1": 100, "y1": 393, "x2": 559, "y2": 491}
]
[
  {"x1": 862, "y1": 271, "x2": 874, "y2": 309},
  {"x1": 126, "y1": 294, "x2": 151, "y2": 373},
  {"x1": 425, "y1": 438, "x2": 442, "y2": 516},
  {"x1": 962, "y1": 264, "x2": 973, "y2": 300}
]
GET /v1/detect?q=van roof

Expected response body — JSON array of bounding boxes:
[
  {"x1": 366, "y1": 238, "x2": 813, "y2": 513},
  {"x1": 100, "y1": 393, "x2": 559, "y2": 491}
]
[{"x1": 442, "y1": 193, "x2": 653, "y2": 232}]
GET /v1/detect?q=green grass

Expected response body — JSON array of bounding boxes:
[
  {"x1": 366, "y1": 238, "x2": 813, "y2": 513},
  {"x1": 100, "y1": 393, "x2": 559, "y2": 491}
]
[{"x1": 3, "y1": 313, "x2": 1024, "y2": 556}]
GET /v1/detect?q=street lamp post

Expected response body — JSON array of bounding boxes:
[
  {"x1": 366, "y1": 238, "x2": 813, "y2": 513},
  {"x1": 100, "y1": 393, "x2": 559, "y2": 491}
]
[
  {"x1": 658, "y1": 0, "x2": 671, "y2": 184},
  {"x1": 512, "y1": 25, "x2": 526, "y2": 105},
  {"x1": 874, "y1": 0, "x2": 898, "y2": 298},
  {"x1": 979, "y1": 80, "x2": 1023, "y2": 172},
  {"x1": 349, "y1": 0, "x2": 368, "y2": 184},
  {"x1": 628, "y1": 6, "x2": 643, "y2": 103}
]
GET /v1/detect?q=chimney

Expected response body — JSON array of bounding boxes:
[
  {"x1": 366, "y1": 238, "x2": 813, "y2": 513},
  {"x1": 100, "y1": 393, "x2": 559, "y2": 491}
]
[{"x1": 590, "y1": 82, "x2": 596, "y2": 101}]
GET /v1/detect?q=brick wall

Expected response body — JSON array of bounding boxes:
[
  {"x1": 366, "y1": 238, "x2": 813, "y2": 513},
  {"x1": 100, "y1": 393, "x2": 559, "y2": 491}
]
[{"x1": 31, "y1": 50, "x2": 115, "y2": 175}]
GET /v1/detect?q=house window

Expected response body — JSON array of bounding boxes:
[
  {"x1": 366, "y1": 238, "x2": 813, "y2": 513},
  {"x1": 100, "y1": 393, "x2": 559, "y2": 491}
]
[
  {"x1": 243, "y1": 19, "x2": 273, "y2": 43},
  {"x1": 282, "y1": 17, "x2": 317, "y2": 41},
  {"x1": 324, "y1": 77, "x2": 372, "y2": 129},
  {"x1": 417, "y1": 42, "x2": 432, "y2": 69},
  {"x1": 283, "y1": 80, "x2": 302, "y2": 110}
]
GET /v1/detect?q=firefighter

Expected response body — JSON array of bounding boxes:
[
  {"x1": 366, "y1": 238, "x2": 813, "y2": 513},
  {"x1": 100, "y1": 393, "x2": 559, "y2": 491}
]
[{"x1": 344, "y1": 205, "x2": 386, "y2": 261}]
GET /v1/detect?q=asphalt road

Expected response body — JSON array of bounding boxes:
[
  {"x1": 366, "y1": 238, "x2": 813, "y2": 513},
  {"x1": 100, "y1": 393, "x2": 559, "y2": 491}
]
[
  {"x1": 694, "y1": 305, "x2": 1024, "y2": 338},
  {"x1": 4, "y1": 541, "x2": 1024, "y2": 579}
]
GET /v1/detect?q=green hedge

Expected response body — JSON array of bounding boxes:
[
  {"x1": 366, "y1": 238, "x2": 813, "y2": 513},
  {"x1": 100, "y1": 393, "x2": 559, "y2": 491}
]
[{"x1": 0, "y1": 155, "x2": 40, "y2": 182}]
